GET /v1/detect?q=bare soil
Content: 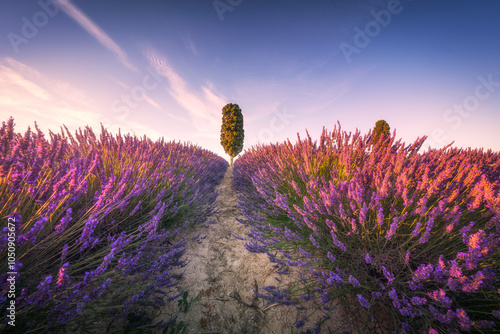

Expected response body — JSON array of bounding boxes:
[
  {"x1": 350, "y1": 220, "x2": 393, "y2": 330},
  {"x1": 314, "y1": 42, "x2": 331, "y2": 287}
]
[{"x1": 158, "y1": 167, "x2": 304, "y2": 333}]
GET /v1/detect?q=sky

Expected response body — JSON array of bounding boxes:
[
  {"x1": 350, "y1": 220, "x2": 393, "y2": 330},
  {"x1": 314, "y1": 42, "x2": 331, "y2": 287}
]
[{"x1": 0, "y1": 0, "x2": 499, "y2": 162}]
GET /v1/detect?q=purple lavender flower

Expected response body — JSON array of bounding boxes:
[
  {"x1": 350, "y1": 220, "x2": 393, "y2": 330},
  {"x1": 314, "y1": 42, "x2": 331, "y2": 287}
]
[
  {"x1": 244, "y1": 240, "x2": 268, "y2": 253},
  {"x1": 231, "y1": 233, "x2": 246, "y2": 240},
  {"x1": 301, "y1": 294, "x2": 314, "y2": 301},
  {"x1": 411, "y1": 222, "x2": 422, "y2": 237},
  {"x1": 129, "y1": 200, "x2": 142, "y2": 216},
  {"x1": 298, "y1": 247, "x2": 312, "y2": 258},
  {"x1": 473, "y1": 320, "x2": 496, "y2": 329},
  {"x1": 392, "y1": 300, "x2": 401, "y2": 309},
  {"x1": 419, "y1": 230, "x2": 430, "y2": 244},
  {"x1": 460, "y1": 221, "x2": 475, "y2": 243},
  {"x1": 348, "y1": 275, "x2": 360, "y2": 287},
  {"x1": 76, "y1": 216, "x2": 100, "y2": 251},
  {"x1": 327, "y1": 251, "x2": 335, "y2": 262},
  {"x1": 330, "y1": 230, "x2": 346, "y2": 251},
  {"x1": 325, "y1": 271, "x2": 343, "y2": 286},
  {"x1": 309, "y1": 234, "x2": 320, "y2": 248},
  {"x1": 61, "y1": 244, "x2": 69, "y2": 262},
  {"x1": 54, "y1": 208, "x2": 73, "y2": 235},
  {"x1": 410, "y1": 296, "x2": 426, "y2": 306},
  {"x1": 401, "y1": 322, "x2": 411, "y2": 332},
  {"x1": 414, "y1": 263, "x2": 434, "y2": 281},
  {"x1": 388, "y1": 288, "x2": 398, "y2": 300},
  {"x1": 295, "y1": 316, "x2": 307, "y2": 329},
  {"x1": 357, "y1": 294, "x2": 369, "y2": 308},
  {"x1": 365, "y1": 253, "x2": 372, "y2": 264}
]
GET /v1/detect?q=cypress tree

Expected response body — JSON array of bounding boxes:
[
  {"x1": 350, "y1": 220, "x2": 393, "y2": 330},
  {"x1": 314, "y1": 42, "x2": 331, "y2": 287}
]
[
  {"x1": 220, "y1": 103, "x2": 244, "y2": 167},
  {"x1": 373, "y1": 119, "x2": 391, "y2": 144}
]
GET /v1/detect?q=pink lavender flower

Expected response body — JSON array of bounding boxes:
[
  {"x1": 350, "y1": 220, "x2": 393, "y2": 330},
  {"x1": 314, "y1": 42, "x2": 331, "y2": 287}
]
[
  {"x1": 456, "y1": 309, "x2": 471, "y2": 331},
  {"x1": 382, "y1": 266, "x2": 395, "y2": 284},
  {"x1": 414, "y1": 263, "x2": 434, "y2": 281},
  {"x1": 325, "y1": 218, "x2": 337, "y2": 231},
  {"x1": 376, "y1": 207, "x2": 384, "y2": 226},
  {"x1": 449, "y1": 260, "x2": 462, "y2": 278},
  {"x1": 56, "y1": 262, "x2": 70, "y2": 288},
  {"x1": 385, "y1": 220, "x2": 398, "y2": 240}
]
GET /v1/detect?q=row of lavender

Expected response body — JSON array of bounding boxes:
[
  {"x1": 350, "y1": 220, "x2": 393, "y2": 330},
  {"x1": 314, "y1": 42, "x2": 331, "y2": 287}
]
[
  {"x1": 0, "y1": 117, "x2": 228, "y2": 333},
  {"x1": 234, "y1": 124, "x2": 500, "y2": 333}
]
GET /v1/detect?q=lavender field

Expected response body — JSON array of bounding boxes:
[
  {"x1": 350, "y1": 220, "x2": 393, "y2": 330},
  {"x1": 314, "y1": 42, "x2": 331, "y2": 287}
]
[
  {"x1": 0, "y1": 117, "x2": 228, "y2": 333},
  {"x1": 1, "y1": 118, "x2": 500, "y2": 334},
  {"x1": 234, "y1": 124, "x2": 500, "y2": 333}
]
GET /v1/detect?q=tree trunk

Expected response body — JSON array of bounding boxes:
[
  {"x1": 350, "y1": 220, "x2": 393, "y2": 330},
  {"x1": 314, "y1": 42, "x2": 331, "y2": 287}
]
[{"x1": 230, "y1": 156, "x2": 233, "y2": 167}]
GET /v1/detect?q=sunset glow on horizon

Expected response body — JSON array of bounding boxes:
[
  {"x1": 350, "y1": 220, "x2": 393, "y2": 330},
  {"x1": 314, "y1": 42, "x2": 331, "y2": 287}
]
[{"x1": 1, "y1": 0, "x2": 499, "y2": 161}]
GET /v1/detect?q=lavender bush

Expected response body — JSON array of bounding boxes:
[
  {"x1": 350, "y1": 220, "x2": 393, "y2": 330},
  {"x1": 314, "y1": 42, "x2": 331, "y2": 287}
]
[
  {"x1": 234, "y1": 123, "x2": 500, "y2": 333},
  {"x1": 0, "y1": 117, "x2": 228, "y2": 333}
]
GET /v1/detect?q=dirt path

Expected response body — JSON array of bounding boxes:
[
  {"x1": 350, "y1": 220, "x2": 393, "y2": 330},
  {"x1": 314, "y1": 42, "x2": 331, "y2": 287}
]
[{"x1": 160, "y1": 167, "x2": 304, "y2": 334}]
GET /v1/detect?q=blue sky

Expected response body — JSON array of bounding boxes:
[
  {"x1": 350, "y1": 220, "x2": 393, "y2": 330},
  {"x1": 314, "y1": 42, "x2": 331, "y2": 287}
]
[{"x1": 1, "y1": 0, "x2": 499, "y2": 161}]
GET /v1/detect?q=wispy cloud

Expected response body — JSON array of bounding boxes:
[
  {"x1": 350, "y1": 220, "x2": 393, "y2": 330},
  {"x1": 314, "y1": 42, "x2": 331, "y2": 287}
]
[
  {"x1": 108, "y1": 77, "x2": 130, "y2": 90},
  {"x1": 54, "y1": 0, "x2": 138, "y2": 72},
  {"x1": 181, "y1": 35, "x2": 198, "y2": 55},
  {"x1": 108, "y1": 74, "x2": 191, "y2": 124},
  {"x1": 123, "y1": 119, "x2": 170, "y2": 141},
  {"x1": 312, "y1": 69, "x2": 369, "y2": 112},
  {"x1": 2, "y1": 57, "x2": 93, "y2": 109},
  {"x1": 108, "y1": 76, "x2": 162, "y2": 110},
  {"x1": 0, "y1": 58, "x2": 162, "y2": 140},
  {"x1": 143, "y1": 47, "x2": 227, "y2": 135},
  {"x1": 0, "y1": 63, "x2": 52, "y2": 101},
  {"x1": 244, "y1": 100, "x2": 282, "y2": 123},
  {"x1": 143, "y1": 95, "x2": 161, "y2": 109},
  {"x1": 0, "y1": 58, "x2": 102, "y2": 129}
]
